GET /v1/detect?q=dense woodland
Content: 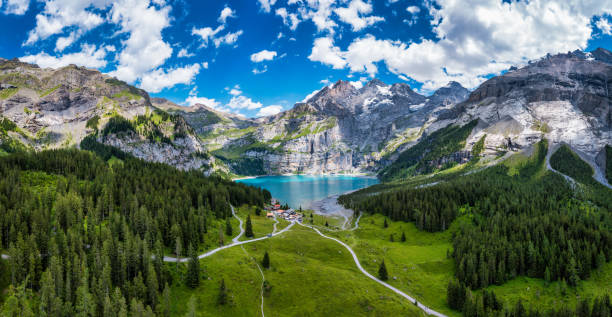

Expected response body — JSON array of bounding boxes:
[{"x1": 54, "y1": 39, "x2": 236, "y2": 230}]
[
  {"x1": 379, "y1": 120, "x2": 477, "y2": 181},
  {"x1": 448, "y1": 279, "x2": 611, "y2": 317},
  {"x1": 0, "y1": 138, "x2": 269, "y2": 316},
  {"x1": 342, "y1": 141, "x2": 612, "y2": 314}
]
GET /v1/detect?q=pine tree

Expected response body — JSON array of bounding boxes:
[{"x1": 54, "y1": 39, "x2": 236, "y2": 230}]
[
  {"x1": 225, "y1": 219, "x2": 233, "y2": 236},
  {"x1": 389, "y1": 234, "x2": 394, "y2": 242},
  {"x1": 383, "y1": 218, "x2": 388, "y2": 228},
  {"x1": 185, "y1": 244, "x2": 200, "y2": 289},
  {"x1": 159, "y1": 284, "x2": 171, "y2": 317},
  {"x1": 217, "y1": 279, "x2": 228, "y2": 306},
  {"x1": 262, "y1": 251, "x2": 270, "y2": 269},
  {"x1": 325, "y1": 221, "x2": 329, "y2": 227},
  {"x1": 401, "y1": 232, "x2": 406, "y2": 242},
  {"x1": 378, "y1": 260, "x2": 388, "y2": 281},
  {"x1": 245, "y1": 215, "x2": 254, "y2": 238},
  {"x1": 185, "y1": 295, "x2": 197, "y2": 317}
]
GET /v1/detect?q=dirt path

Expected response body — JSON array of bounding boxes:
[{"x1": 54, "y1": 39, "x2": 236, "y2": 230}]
[
  {"x1": 241, "y1": 245, "x2": 266, "y2": 317},
  {"x1": 297, "y1": 222, "x2": 448, "y2": 317}
]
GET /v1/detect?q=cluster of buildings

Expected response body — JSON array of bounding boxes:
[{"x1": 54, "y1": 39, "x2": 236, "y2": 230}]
[{"x1": 265, "y1": 200, "x2": 303, "y2": 222}]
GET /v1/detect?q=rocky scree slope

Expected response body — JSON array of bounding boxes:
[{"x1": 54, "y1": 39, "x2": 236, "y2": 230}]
[{"x1": 0, "y1": 58, "x2": 213, "y2": 171}]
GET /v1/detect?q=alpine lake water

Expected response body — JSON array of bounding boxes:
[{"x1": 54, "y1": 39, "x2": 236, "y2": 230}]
[{"x1": 235, "y1": 175, "x2": 379, "y2": 209}]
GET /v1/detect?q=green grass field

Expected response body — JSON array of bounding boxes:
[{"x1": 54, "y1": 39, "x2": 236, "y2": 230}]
[
  {"x1": 169, "y1": 224, "x2": 428, "y2": 316},
  {"x1": 328, "y1": 213, "x2": 461, "y2": 317}
]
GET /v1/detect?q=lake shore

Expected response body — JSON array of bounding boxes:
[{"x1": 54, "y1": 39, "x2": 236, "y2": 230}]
[{"x1": 232, "y1": 173, "x2": 378, "y2": 181}]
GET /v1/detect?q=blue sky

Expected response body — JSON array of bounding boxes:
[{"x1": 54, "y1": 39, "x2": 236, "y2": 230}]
[{"x1": 0, "y1": 0, "x2": 611, "y2": 117}]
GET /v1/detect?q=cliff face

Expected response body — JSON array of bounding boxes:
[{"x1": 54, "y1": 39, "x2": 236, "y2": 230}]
[
  {"x1": 432, "y1": 49, "x2": 611, "y2": 169},
  {"x1": 176, "y1": 79, "x2": 469, "y2": 175},
  {"x1": 0, "y1": 59, "x2": 214, "y2": 172}
]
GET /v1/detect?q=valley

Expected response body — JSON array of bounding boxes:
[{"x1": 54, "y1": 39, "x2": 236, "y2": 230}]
[{"x1": 0, "y1": 48, "x2": 611, "y2": 317}]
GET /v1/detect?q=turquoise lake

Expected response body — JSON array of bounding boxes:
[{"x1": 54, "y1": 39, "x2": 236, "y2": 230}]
[{"x1": 236, "y1": 175, "x2": 379, "y2": 209}]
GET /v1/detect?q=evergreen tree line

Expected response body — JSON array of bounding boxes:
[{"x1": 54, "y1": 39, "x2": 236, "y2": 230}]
[
  {"x1": 0, "y1": 145, "x2": 268, "y2": 316},
  {"x1": 448, "y1": 279, "x2": 612, "y2": 317},
  {"x1": 341, "y1": 141, "x2": 611, "y2": 305}
]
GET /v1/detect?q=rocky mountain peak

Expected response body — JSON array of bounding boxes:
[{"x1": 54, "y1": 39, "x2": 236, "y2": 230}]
[
  {"x1": 364, "y1": 78, "x2": 387, "y2": 89},
  {"x1": 591, "y1": 47, "x2": 612, "y2": 64},
  {"x1": 429, "y1": 81, "x2": 470, "y2": 106}
]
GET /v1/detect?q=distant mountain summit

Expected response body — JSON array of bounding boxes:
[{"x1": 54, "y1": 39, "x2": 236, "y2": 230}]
[
  {"x1": 1, "y1": 48, "x2": 610, "y2": 178},
  {"x1": 188, "y1": 78, "x2": 470, "y2": 175}
]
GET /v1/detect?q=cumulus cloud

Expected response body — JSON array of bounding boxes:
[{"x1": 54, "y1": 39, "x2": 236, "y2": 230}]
[
  {"x1": 185, "y1": 87, "x2": 222, "y2": 109},
  {"x1": 335, "y1": 0, "x2": 384, "y2": 31},
  {"x1": 257, "y1": 0, "x2": 277, "y2": 13},
  {"x1": 310, "y1": 0, "x2": 612, "y2": 90},
  {"x1": 251, "y1": 50, "x2": 277, "y2": 62},
  {"x1": 596, "y1": 17, "x2": 612, "y2": 35},
  {"x1": 227, "y1": 95, "x2": 262, "y2": 110},
  {"x1": 192, "y1": 6, "x2": 243, "y2": 49},
  {"x1": 308, "y1": 37, "x2": 347, "y2": 69},
  {"x1": 276, "y1": 7, "x2": 301, "y2": 30},
  {"x1": 257, "y1": 105, "x2": 283, "y2": 117},
  {"x1": 4, "y1": 0, "x2": 29, "y2": 15},
  {"x1": 218, "y1": 6, "x2": 236, "y2": 24},
  {"x1": 177, "y1": 48, "x2": 194, "y2": 58},
  {"x1": 139, "y1": 63, "x2": 201, "y2": 93},
  {"x1": 20, "y1": 43, "x2": 110, "y2": 69},
  {"x1": 109, "y1": 0, "x2": 173, "y2": 84},
  {"x1": 25, "y1": 0, "x2": 108, "y2": 50},
  {"x1": 406, "y1": 6, "x2": 420, "y2": 14}
]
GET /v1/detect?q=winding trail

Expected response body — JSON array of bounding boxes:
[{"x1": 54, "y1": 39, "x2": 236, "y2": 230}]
[
  {"x1": 163, "y1": 206, "x2": 295, "y2": 263},
  {"x1": 241, "y1": 245, "x2": 266, "y2": 317},
  {"x1": 271, "y1": 214, "x2": 279, "y2": 234},
  {"x1": 232, "y1": 205, "x2": 245, "y2": 244},
  {"x1": 297, "y1": 222, "x2": 448, "y2": 317},
  {"x1": 348, "y1": 212, "x2": 362, "y2": 231}
]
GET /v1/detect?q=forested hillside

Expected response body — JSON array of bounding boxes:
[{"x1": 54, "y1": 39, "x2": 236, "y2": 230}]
[
  {"x1": 341, "y1": 141, "x2": 612, "y2": 315},
  {"x1": 0, "y1": 140, "x2": 268, "y2": 315},
  {"x1": 379, "y1": 120, "x2": 478, "y2": 182}
]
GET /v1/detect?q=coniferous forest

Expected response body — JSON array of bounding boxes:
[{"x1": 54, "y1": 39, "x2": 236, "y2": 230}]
[
  {"x1": 341, "y1": 141, "x2": 612, "y2": 316},
  {"x1": 0, "y1": 139, "x2": 269, "y2": 316}
]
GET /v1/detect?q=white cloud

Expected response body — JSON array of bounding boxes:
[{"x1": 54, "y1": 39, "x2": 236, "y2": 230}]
[
  {"x1": 320, "y1": 78, "x2": 331, "y2": 85},
  {"x1": 349, "y1": 80, "x2": 364, "y2": 89},
  {"x1": 406, "y1": 6, "x2": 420, "y2": 14},
  {"x1": 252, "y1": 65, "x2": 268, "y2": 74},
  {"x1": 202, "y1": 62, "x2": 209, "y2": 69},
  {"x1": 257, "y1": 105, "x2": 283, "y2": 117},
  {"x1": 109, "y1": 0, "x2": 173, "y2": 84},
  {"x1": 55, "y1": 32, "x2": 78, "y2": 51},
  {"x1": 301, "y1": 89, "x2": 321, "y2": 103},
  {"x1": 185, "y1": 87, "x2": 222, "y2": 109},
  {"x1": 309, "y1": 0, "x2": 612, "y2": 90},
  {"x1": 308, "y1": 37, "x2": 347, "y2": 69},
  {"x1": 596, "y1": 18, "x2": 612, "y2": 35},
  {"x1": 192, "y1": 26, "x2": 243, "y2": 48},
  {"x1": 335, "y1": 0, "x2": 384, "y2": 31},
  {"x1": 20, "y1": 44, "x2": 109, "y2": 69},
  {"x1": 24, "y1": 0, "x2": 108, "y2": 50},
  {"x1": 229, "y1": 87, "x2": 242, "y2": 96},
  {"x1": 218, "y1": 6, "x2": 236, "y2": 24},
  {"x1": 4, "y1": 0, "x2": 29, "y2": 15},
  {"x1": 257, "y1": 0, "x2": 277, "y2": 13},
  {"x1": 251, "y1": 50, "x2": 277, "y2": 62},
  {"x1": 177, "y1": 48, "x2": 194, "y2": 58},
  {"x1": 139, "y1": 63, "x2": 201, "y2": 93},
  {"x1": 227, "y1": 95, "x2": 262, "y2": 110},
  {"x1": 214, "y1": 30, "x2": 243, "y2": 47},
  {"x1": 276, "y1": 7, "x2": 301, "y2": 30}
]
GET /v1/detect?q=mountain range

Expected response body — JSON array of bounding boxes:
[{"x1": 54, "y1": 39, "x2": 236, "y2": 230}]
[{"x1": 1, "y1": 48, "x2": 611, "y2": 182}]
